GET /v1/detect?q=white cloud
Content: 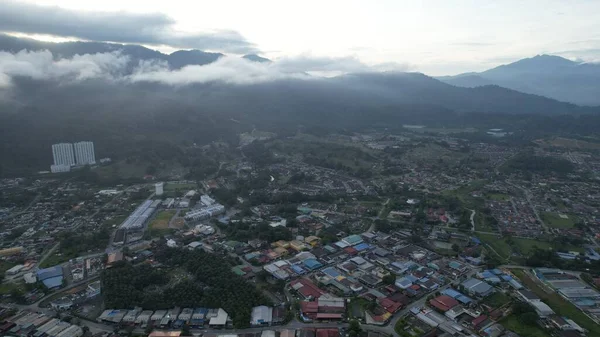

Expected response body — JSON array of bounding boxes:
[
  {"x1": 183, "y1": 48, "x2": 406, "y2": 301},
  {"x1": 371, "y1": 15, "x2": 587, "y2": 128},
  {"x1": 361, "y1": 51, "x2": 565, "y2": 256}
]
[
  {"x1": 0, "y1": 50, "x2": 409, "y2": 89},
  {"x1": 129, "y1": 56, "x2": 308, "y2": 85},
  {"x1": 0, "y1": 49, "x2": 129, "y2": 87}
]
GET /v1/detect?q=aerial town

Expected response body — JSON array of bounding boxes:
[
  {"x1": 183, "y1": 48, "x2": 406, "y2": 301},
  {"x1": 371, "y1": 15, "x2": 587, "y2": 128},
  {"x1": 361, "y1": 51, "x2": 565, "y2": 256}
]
[{"x1": 1, "y1": 128, "x2": 600, "y2": 337}]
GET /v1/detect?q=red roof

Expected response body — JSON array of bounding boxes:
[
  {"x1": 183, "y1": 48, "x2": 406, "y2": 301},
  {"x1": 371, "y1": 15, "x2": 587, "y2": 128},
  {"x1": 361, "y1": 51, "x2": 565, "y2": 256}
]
[
  {"x1": 429, "y1": 295, "x2": 459, "y2": 312},
  {"x1": 316, "y1": 313, "x2": 343, "y2": 319},
  {"x1": 291, "y1": 278, "x2": 325, "y2": 299},
  {"x1": 316, "y1": 329, "x2": 339, "y2": 337},
  {"x1": 343, "y1": 247, "x2": 358, "y2": 255},
  {"x1": 410, "y1": 284, "x2": 421, "y2": 290},
  {"x1": 471, "y1": 315, "x2": 488, "y2": 327},
  {"x1": 301, "y1": 301, "x2": 319, "y2": 313},
  {"x1": 378, "y1": 298, "x2": 402, "y2": 313}
]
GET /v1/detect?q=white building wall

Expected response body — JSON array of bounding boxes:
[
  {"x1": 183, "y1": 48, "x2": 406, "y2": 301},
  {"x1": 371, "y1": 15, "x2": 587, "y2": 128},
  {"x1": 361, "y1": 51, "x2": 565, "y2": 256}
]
[
  {"x1": 52, "y1": 143, "x2": 75, "y2": 166},
  {"x1": 74, "y1": 141, "x2": 96, "y2": 165},
  {"x1": 155, "y1": 182, "x2": 164, "y2": 196}
]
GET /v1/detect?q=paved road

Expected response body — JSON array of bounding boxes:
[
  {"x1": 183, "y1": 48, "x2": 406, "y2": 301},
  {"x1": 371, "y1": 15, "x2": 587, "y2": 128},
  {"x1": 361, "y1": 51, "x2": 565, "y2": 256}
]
[{"x1": 468, "y1": 209, "x2": 476, "y2": 232}]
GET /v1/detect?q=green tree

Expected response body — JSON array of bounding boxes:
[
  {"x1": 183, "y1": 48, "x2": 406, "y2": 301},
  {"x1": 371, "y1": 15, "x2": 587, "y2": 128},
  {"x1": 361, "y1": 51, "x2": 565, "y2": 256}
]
[
  {"x1": 519, "y1": 312, "x2": 539, "y2": 325},
  {"x1": 382, "y1": 274, "x2": 396, "y2": 285},
  {"x1": 181, "y1": 324, "x2": 191, "y2": 336}
]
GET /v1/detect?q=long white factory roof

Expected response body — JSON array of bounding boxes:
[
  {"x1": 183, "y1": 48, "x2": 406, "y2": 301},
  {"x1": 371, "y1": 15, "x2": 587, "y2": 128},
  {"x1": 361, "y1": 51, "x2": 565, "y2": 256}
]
[{"x1": 120, "y1": 200, "x2": 156, "y2": 229}]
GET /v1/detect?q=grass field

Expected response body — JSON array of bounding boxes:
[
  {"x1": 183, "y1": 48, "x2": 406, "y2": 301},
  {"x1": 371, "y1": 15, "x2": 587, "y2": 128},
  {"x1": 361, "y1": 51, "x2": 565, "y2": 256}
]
[
  {"x1": 475, "y1": 212, "x2": 497, "y2": 232},
  {"x1": 164, "y1": 183, "x2": 197, "y2": 192},
  {"x1": 500, "y1": 314, "x2": 550, "y2": 337},
  {"x1": 478, "y1": 233, "x2": 512, "y2": 260},
  {"x1": 149, "y1": 210, "x2": 177, "y2": 230},
  {"x1": 534, "y1": 137, "x2": 600, "y2": 150},
  {"x1": 541, "y1": 212, "x2": 575, "y2": 229},
  {"x1": 482, "y1": 291, "x2": 511, "y2": 308},
  {"x1": 0, "y1": 281, "x2": 22, "y2": 295},
  {"x1": 512, "y1": 269, "x2": 600, "y2": 336},
  {"x1": 478, "y1": 233, "x2": 565, "y2": 260}
]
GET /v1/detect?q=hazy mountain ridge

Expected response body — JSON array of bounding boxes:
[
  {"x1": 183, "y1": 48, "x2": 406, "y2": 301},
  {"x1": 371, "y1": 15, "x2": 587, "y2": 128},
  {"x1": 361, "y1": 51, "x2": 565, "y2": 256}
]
[
  {"x1": 0, "y1": 34, "x2": 271, "y2": 70},
  {"x1": 2, "y1": 36, "x2": 600, "y2": 176},
  {"x1": 438, "y1": 55, "x2": 600, "y2": 105}
]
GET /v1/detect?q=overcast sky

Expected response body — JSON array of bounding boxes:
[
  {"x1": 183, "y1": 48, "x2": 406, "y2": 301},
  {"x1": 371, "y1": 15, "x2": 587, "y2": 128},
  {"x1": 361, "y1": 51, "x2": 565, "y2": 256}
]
[{"x1": 2, "y1": 0, "x2": 600, "y2": 75}]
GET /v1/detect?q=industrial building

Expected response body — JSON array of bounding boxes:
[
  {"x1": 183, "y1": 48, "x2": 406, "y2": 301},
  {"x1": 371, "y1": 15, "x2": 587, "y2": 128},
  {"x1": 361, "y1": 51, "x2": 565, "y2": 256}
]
[
  {"x1": 36, "y1": 266, "x2": 64, "y2": 289},
  {"x1": 209, "y1": 308, "x2": 229, "y2": 327},
  {"x1": 5, "y1": 264, "x2": 25, "y2": 275},
  {"x1": 184, "y1": 204, "x2": 225, "y2": 221},
  {"x1": 201, "y1": 195, "x2": 216, "y2": 206},
  {"x1": 251, "y1": 306, "x2": 273, "y2": 326},
  {"x1": 461, "y1": 278, "x2": 494, "y2": 297},
  {"x1": 56, "y1": 325, "x2": 83, "y2": 337},
  {"x1": 119, "y1": 200, "x2": 157, "y2": 230}
]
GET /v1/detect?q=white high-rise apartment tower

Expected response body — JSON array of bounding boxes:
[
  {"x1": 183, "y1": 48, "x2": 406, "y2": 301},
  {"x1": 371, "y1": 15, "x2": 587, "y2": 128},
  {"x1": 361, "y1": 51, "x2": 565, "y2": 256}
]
[
  {"x1": 52, "y1": 143, "x2": 75, "y2": 166},
  {"x1": 74, "y1": 141, "x2": 96, "y2": 165}
]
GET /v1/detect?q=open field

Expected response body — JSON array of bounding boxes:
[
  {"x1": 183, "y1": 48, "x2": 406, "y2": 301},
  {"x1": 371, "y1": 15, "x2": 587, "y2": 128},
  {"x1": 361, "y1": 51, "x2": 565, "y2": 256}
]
[
  {"x1": 164, "y1": 182, "x2": 197, "y2": 192},
  {"x1": 477, "y1": 233, "x2": 576, "y2": 259},
  {"x1": 478, "y1": 233, "x2": 512, "y2": 260},
  {"x1": 512, "y1": 269, "x2": 600, "y2": 336},
  {"x1": 149, "y1": 210, "x2": 177, "y2": 230},
  {"x1": 499, "y1": 314, "x2": 550, "y2": 337},
  {"x1": 534, "y1": 137, "x2": 600, "y2": 150},
  {"x1": 482, "y1": 291, "x2": 511, "y2": 308},
  {"x1": 541, "y1": 212, "x2": 575, "y2": 229}
]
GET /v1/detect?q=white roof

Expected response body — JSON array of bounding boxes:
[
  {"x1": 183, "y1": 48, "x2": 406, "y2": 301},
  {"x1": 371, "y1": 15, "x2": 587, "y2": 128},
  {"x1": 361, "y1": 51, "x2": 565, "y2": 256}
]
[
  {"x1": 531, "y1": 301, "x2": 554, "y2": 315},
  {"x1": 251, "y1": 306, "x2": 273, "y2": 325},
  {"x1": 274, "y1": 260, "x2": 289, "y2": 267},
  {"x1": 350, "y1": 256, "x2": 366, "y2": 265},
  {"x1": 210, "y1": 308, "x2": 228, "y2": 325}
]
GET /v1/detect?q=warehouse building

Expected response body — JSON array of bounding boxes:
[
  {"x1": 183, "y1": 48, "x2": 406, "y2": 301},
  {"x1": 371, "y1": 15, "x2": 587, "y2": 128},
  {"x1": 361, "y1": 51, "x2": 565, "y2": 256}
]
[
  {"x1": 37, "y1": 266, "x2": 64, "y2": 289},
  {"x1": 251, "y1": 306, "x2": 273, "y2": 326}
]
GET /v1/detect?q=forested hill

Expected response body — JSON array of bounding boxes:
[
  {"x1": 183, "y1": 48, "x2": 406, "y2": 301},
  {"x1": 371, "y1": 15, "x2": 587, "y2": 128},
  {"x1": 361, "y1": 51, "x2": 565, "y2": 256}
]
[{"x1": 1, "y1": 74, "x2": 600, "y2": 177}]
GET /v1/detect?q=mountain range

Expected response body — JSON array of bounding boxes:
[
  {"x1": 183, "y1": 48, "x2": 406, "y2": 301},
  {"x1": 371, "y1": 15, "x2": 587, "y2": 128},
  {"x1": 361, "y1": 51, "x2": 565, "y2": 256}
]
[
  {"x1": 1, "y1": 35, "x2": 600, "y2": 176},
  {"x1": 0, "y1": 34, "x2": 270, "y2": 70},
  {"x1": 438, "y1": 55, "x2": 600, "y2": 106}
]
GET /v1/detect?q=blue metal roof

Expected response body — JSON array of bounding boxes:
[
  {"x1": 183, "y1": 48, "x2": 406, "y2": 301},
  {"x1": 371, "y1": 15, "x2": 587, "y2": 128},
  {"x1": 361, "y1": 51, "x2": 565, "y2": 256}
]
[
  {"x1": 441, "y1": 288, "x2": 462, "y2": 298},
  {"x1": 42, "y1": 276, "x2": 63, "y2": 289},
  {"x1": 353, "y1": 243, "x2": 370, "y2": 251},
  {"x1": 323, "y1": 267, "x2": 341, "y2": 278},
  {"x1": 456, "y1": 295, "x2": 473, "y2": 304},
  {"x1": 303, "y1": 258, "x2": 322, "y2": 270},
  {"x1": 37, "y1": 266, "x2": 63, "y2": 280},
  {"x1": 291, "y1": 265, "x2": 306, "y2": 274}
]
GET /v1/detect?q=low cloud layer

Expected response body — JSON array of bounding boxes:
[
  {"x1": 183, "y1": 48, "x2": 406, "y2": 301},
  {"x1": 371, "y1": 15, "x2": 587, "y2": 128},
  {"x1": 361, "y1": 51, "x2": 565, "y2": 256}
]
[
  {"x1": 0, "y1": 1, "x2": 257, "y2": 53},
  {"x1": 275, "y1": 55, "x2": 411, "y2": 73},
  {"x1": 0, "y1": 50, "x2": 129, "y2": 87},
  {"x1": 0, "y1": 49, "x2": 409, "y2": 89}
]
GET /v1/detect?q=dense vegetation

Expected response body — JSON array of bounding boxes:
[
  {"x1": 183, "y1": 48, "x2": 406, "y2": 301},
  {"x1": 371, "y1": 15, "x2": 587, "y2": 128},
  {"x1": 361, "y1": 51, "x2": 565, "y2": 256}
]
[
  {"x1": 41, "y1": 227, "x2": 111, "y2": 267},
  {"x1": 526, "y1": 247, "x2": 600, "y2": 274},
  {"x1": 154, "y1": 247, "x2": 272, "y2": 327},
  {"x1": 102, "y1": 246, "x2": 271, "y2": 328},
  {"x1": 502, "y1": 152, "x2": 575, "y2": 175},
  {"x1": 218, "y1": 221, "x2": 292, "y2": 242},
  {"x1": 101, "y1": 263, "x2": 200, "y2": 309}
]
